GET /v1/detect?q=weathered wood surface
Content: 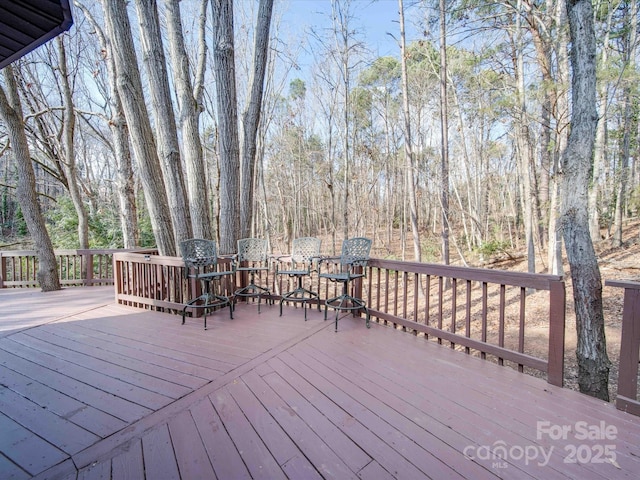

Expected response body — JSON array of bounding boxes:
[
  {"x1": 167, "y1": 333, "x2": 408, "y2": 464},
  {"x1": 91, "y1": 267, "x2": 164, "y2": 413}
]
[{"x1": 0, "y1": 287, "x2": 638, "y2": 479}]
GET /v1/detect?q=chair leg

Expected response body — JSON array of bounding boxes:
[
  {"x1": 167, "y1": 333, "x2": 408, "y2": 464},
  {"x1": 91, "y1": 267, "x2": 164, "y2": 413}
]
[
  {"x1": 279, "y1": 275, "x2": 318, "y2": 320},
  {"x1": 234, "y1": 270, "x2": 271, "y2": 313},
  {"x1": 324, "y1": 280, "x2": 369, "y2": 332},
  {"x1": 183, "y1": 278, "x2": 232, "y2": 329}
]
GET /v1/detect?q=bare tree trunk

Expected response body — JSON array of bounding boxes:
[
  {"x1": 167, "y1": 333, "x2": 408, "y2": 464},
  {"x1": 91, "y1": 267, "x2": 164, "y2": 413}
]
[
  {"x1": 211, "y1": 0, "x2": 240, "y2": 254},
  {"x1": 561, "y1": 0, "x2": 610, "y2": 401},
  {"x1": 438, "y1": 0, "x2": 449, "y2": 267},
  {"x1": 240, "y1": 0, "x2": 274, "y2": 239},
  {"x1": 612, "y1": 0, "x2": 637, "y2": 248},
  {"x1": 548, "y1": 0, "x2": 569, "y2": 276},
  {"x1": 101, "y1": 0, "x2": 175, "y2": 256},
  {"x1": 165, "y1": 0, "x2": 212, "y2": 239},
  {"x1": 56, "y1": 36, "x2": 90, "y2": 251},
  {"x1": 134, "y1": 0, "x2": 192, "y2": 246},
  {"x1": 398, "y1": 0, "x2": 421, "y2": 261},
  {"x1": 75, "y1": 1, "x2": 138, "y2": 248},
  {"x1": 516, "y1": 0, "x2": 536, "y2": 274},
  {"x1": 588, "y1": 6, "x2": 615, "y2": 242},
  {"x1": 0, "y1": 67, "x2": 60, "y2": 291}
]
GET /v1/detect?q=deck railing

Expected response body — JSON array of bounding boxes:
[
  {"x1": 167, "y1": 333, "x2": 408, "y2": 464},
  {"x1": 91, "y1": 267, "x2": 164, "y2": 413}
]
[
  {"x1": 363, "y1": 259, "x2": 566, "y2": 387},
  {"x1": 605, "y1": 279, "x2": 640, "y2": 416},
  {"x1": 7, "y1": 248, "x2": 640, "y2": 415},
  {"x1": 0, "y1": 249, "x2": 120, "y2": 288},
  {"x1": 114, "y1": 250, "x2": 566, "y2": 387}
]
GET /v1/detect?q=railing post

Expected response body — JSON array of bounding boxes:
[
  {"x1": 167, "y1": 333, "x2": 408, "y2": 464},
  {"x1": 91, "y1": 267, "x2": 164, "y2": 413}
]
[
  {"x1": 547, "y1": 279, "x2": 566, "y2": 387},
  {"x1": 353, "y1": 266, "x2": 364, "y2": 316},
  {"x1": 0, "y1": 252, "x2": 4, "y2": 288},
  {"x1": 606, "y1": 280, "x2": 640, "y2": 415},
  {"x1": 85, "y1": 252, "x2": 94, "y2": 286}
]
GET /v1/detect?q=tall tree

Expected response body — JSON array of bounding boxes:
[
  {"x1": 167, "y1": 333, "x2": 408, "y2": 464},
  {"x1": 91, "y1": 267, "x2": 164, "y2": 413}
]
[
  {"x1": 75, "y1": 1, "x2": 138, "y2": 248},
  {"x1": 0, "y1": 66, "x2": 60, "y2": 291},
  {"x1": 561, "y1": 0, "x2": 610, "y2": 400},
  {"x1": 56, "y1": 36, "x2": 90, "y2": 251},
  {"x1": 438, "y1": 0, "x2": 448, "y2": 267},
  {"x1": 398, "y1": 0, "x2": 421, "y2": 262},
  {"x1": 240, "y1": 0, "x2": 274, "y2": 239},
  {"x1": 164, "y1": 0, "x2": 212, "y2": 239},
  {"x1": 211, "y1": 0, "x2": 241, "y2": 254},
  {"x1": 588, "y1": 2, "x2": 617, "y2": 242},
  {"x1": 101, "y1": 0, "x2": 176, "y2": 256},
  {"x1": 611, "y1": 0, "x2": 638, "y2": 247},
  {"x1": 134, "y1": 0, "x2": 192, "y2": 246}
]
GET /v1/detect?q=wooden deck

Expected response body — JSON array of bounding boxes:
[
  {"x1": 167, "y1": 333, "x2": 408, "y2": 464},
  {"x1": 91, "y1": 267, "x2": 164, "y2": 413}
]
[{"x1": 0, "y1": 287, "x2": 639, "y2": 479}]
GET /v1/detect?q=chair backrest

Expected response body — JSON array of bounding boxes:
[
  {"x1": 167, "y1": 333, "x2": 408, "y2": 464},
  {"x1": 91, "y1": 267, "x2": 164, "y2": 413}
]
[
  {"x1": 237, "y1": 238, "x2": 269, "y2": 263},
  {"x1": 340, "y1": 237, "x2": 372, "y2": 268},
  {"x1": 291, "y1": 237, "x2": 322, "y2": 264},
  {"x1": 180, "y1": 238, "x2": 218, "y2": 269}
]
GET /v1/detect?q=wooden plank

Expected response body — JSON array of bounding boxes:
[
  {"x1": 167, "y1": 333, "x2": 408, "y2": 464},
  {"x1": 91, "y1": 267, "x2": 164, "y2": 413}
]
[
  {"x1": 242, "y1": 369, "x2": 357, "y2": 479},
  {"x1": 77, "y1": 459, "x2": 111, "y2": 480},
  {"x1": 141, "y1": 424, "x2": 180, "y2": 480},
  {"x1": 71, "y1": 314, "x2": 330, "y2": 472},
  {"x1": 0, "y1": 453, "x2": 30, "y2": 480},
  {"x1": 276, "y1": 350, "x2": 430, "y2": 479},
  {"x1": 300, "y1": 339, "x2": 551, "y2": 478},
  {"x1": 0, "y1": 412, "x2": 67, "y2": 476},
  {"x1": 0, "y1": 363, "x2": 126, "y2": 437},
  {"x1": 30, "y1": 459, "x2": 78, "y2": 480},
  {"x1": 264, "y1": 358, "x2": 372, "y2": 472},
  {"x1": 294, "y1": 343, "x2": 474, "y2": 479},
  {"x1": 189, "y1": 397, "x2": 251, "y2": 480},
  {"x1": 226, "y1": 376, "x2": 306, "y2": 467},
  {"x1": 0, "y1": 349, "x2": 151, "y2": 423},
  {"x1": 65, "y1": 319, "x2": 232, "y2": 378},
  {"x1": 24, "y1": 328, "x2": 193, "y2": 399},
  {"x1": 167, "y1": 410, "x2": 216, "y2": 479},
  {"x1": 357, "y1": 461, "x2": 396, "y2": 480},
  {"x1": 319, "y1": 326, "x2": 640, "y2": 477},
  {"x1": 281, "y1": 454, "x2": 324, "y2": 480},
  {"x1": 80, "y1": 310, "x2": 252, "y2": 364},
  {"x1": 0, "y1": 384, "x2": 99, "y2": 455},
  {"x1": 209, "y1": 387, "x2": 286, "y2": 480},
  {"x1": 111, "y1": 438, "x2": 144, "y2": 479},
  {"x1": 38, "y1": 322, "x2": 209, "y2": 389},
  {"x1": 1, "y1": 336, "x2": 173, "y2": 410}
]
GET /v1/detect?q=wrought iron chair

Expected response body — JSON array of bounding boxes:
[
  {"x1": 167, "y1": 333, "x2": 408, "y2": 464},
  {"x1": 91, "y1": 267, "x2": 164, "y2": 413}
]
[
  {"x1": 276, "y1": 237, "x2": 322, "y2": 320},
  {"x1": 233, "y1": 238, "x2": 272, "y2": 312},
  {"x1": 319, "y1": 237, "x2": 372, "y2": 332},
  {"x1": 180, "y1": 239, "x2": 234, "y2": 330}
]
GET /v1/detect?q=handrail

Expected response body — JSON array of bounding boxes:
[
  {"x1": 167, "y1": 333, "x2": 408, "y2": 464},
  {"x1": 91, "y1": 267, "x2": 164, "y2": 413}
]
[
  {"x1": 365, "y1": 259, "x2": 566, "y2": 387},
  {"x1": 605, "y1": 279, "x2": 640, "y2": 415},
  {"x1": 0, "y1": 248, "x2": 124, "y2": 288}
]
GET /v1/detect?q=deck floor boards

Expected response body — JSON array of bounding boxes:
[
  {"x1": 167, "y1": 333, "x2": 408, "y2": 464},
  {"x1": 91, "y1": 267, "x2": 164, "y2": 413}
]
[{"x1": 0, "y1": 286, "x2": 639, "y2": 479}]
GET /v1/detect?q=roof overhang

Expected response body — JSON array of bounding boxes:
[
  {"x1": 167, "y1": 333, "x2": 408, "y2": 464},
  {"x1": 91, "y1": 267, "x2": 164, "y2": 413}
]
[{"x1": 0, "y1": 0, "x2": 74, "y2": 70}]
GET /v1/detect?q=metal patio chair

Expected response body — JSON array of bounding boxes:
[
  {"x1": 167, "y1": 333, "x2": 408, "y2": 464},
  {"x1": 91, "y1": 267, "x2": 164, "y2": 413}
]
[
  {"x1": 276, "y1": 237, "x2": 322, "y2": 320},
  {"x1": 233, "y1": 238, "x2": 272, "y2": 312},
  {"x1": 319, "y1": 237, "x2": 372, "y2": 332},
  {"x1": 180, "y1": 239, "x2": 234, "y2": 330}
]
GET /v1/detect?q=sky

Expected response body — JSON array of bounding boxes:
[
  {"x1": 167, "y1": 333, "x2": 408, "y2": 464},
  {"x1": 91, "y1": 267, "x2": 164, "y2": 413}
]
[{"x1": 278, "y1": 0, "x2": 422, "y2": 71}]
